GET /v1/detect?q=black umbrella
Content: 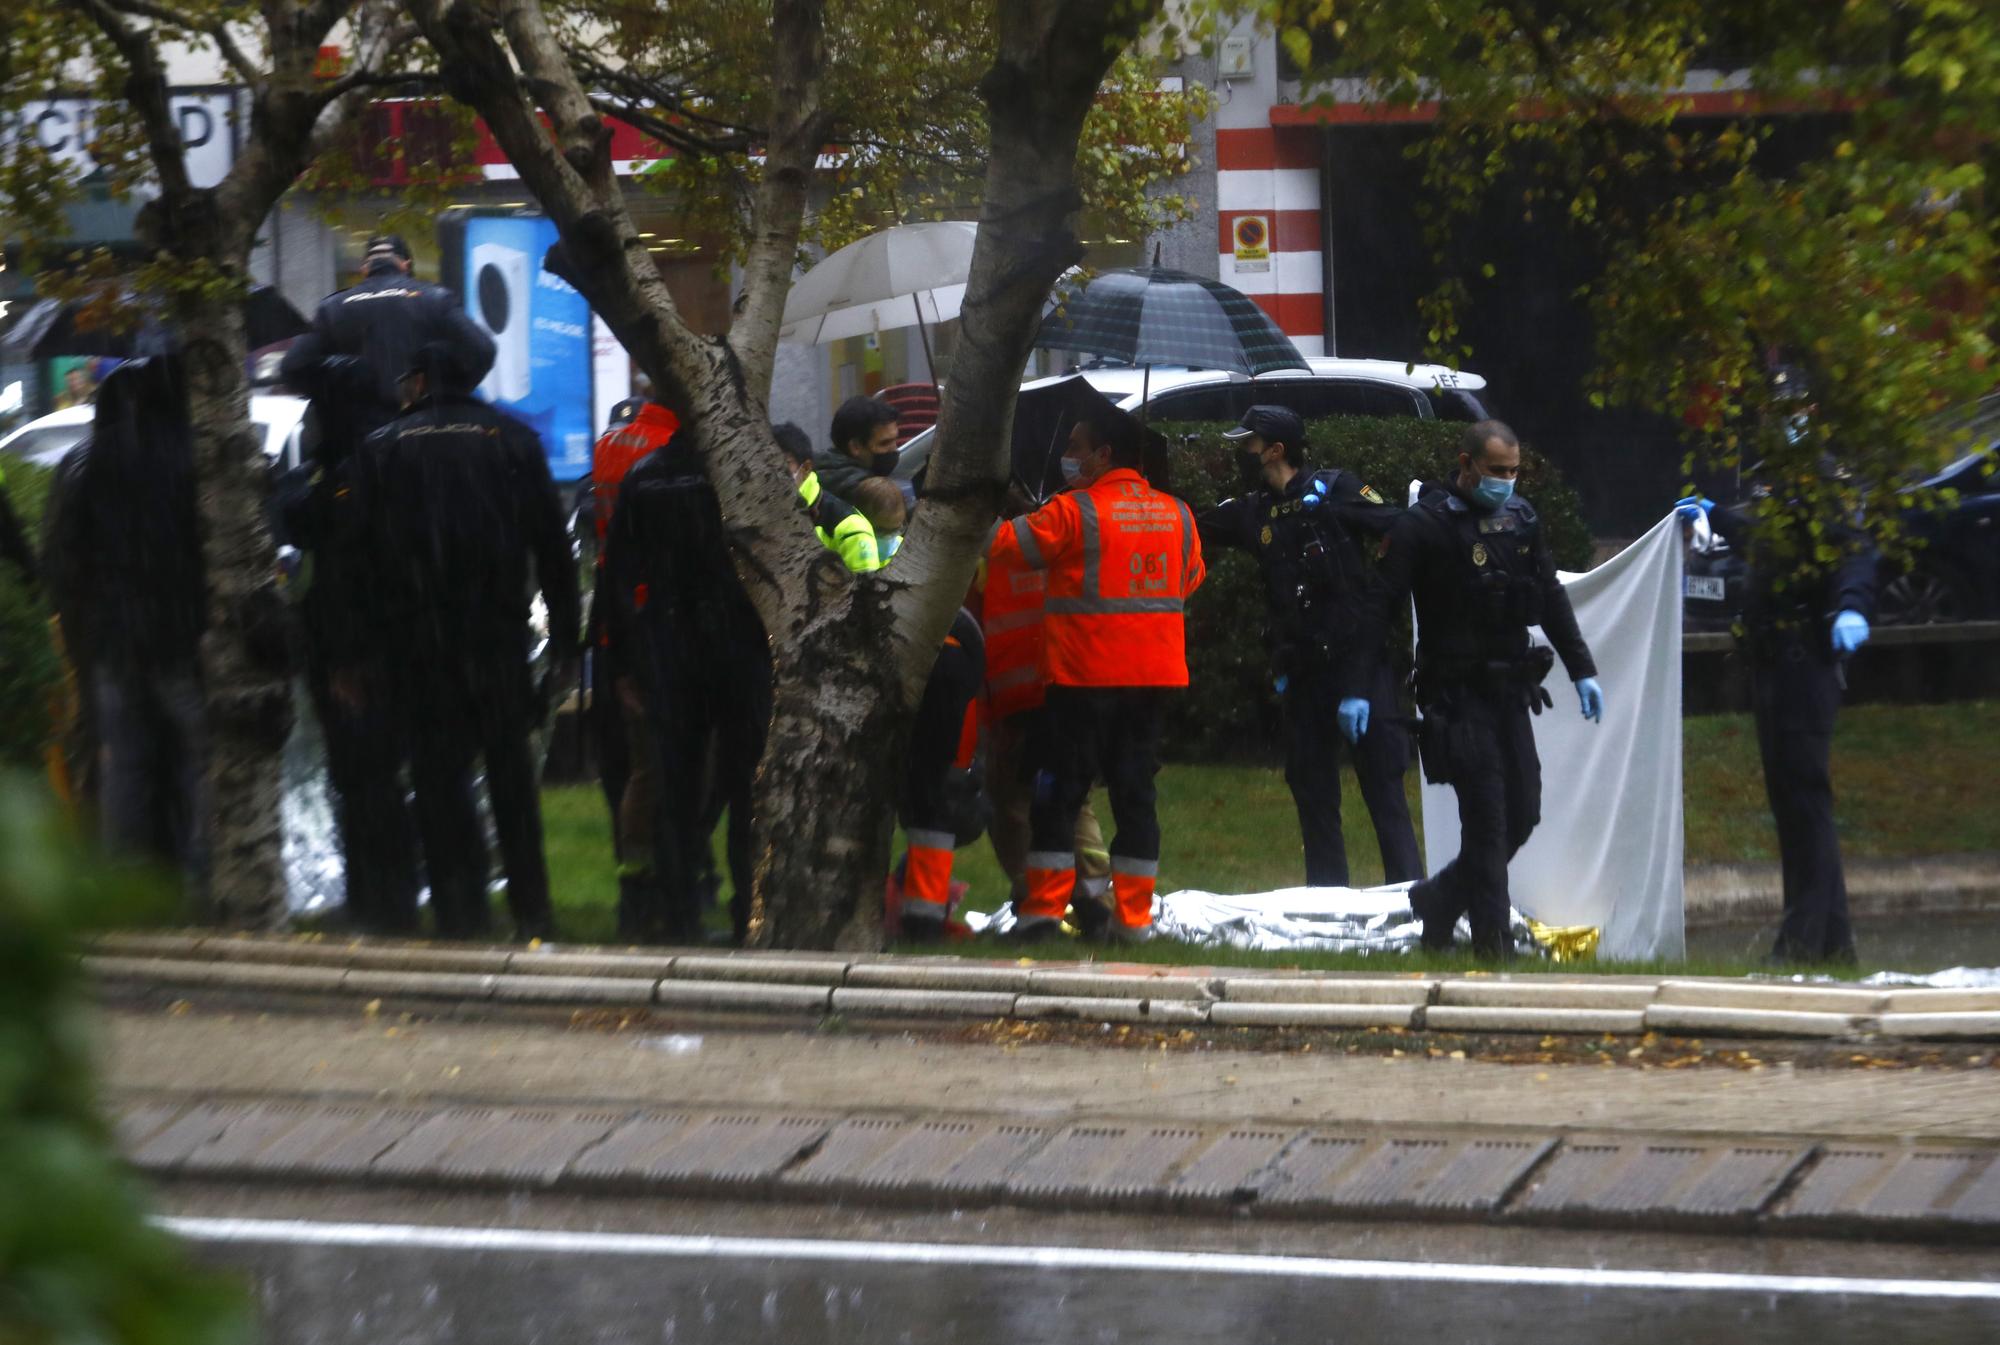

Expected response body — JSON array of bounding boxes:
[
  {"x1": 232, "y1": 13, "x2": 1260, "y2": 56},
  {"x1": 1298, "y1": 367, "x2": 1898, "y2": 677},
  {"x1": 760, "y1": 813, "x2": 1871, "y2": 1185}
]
[
  {"x1": 1, "y1": 285, "x2": 309, "y2": 360},
  {"x1": 1009, "y1": 374, "x2": 1170, "y2": 502},
  {"x1": 1032, "y1": 265, "x2": 1309, "y2": 379}
]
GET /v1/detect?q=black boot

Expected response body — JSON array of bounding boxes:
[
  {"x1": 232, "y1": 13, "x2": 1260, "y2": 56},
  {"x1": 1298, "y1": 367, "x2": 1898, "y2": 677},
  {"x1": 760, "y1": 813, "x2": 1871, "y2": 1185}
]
[
  {"x1": 1407, "y1": 879, "x2": 1457, "y2": 952},
  {"x1": 617, "y1": 872, "x2": 663, "y2": 944}
]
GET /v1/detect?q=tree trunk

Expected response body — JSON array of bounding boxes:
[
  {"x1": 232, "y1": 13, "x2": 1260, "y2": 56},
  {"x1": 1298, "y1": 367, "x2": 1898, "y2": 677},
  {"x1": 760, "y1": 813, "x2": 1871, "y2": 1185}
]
[
  {"x1": 745, "y1": 637, "x2": 905, "y2": 950},
  {"x1": 176, "y1": 270, "x2": 292, "y2": 928}
]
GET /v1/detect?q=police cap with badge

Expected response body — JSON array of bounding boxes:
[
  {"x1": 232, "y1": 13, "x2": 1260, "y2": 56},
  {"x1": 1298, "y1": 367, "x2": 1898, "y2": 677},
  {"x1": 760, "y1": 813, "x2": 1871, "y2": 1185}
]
[{"x1": 1222, "y1": 404, "x2": 1307, "y2": 456}]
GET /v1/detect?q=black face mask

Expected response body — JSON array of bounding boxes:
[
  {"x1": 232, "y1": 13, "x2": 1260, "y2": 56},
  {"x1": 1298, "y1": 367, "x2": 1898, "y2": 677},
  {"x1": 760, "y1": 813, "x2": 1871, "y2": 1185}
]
[
  {"x1": 1233, "y1": 446, "x2": 1265, "y2": 489},
  {"x1": 870, "y1": 450, "x2": 900, "y2": 476}
]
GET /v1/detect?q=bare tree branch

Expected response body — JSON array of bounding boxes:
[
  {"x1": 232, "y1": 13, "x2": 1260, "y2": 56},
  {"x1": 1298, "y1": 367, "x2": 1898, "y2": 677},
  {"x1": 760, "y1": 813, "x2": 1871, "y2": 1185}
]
[
  {"x1": 304, "y1": 3, "x2": 417, "y2": 160},
  {"x1": 307, "y1": 24, "x2": 428, "y2": 110},
  {"x1": 585, "y1": 94, "x2": 743, "y2": 159},
  {"x1": 73, "y1": 0, "x2": 194, "y2": 202},
  {"x1": 726, "y1": 0, "x2": 833, "y2": 404},
  {"x1": 98, "y1": 0, "x2": 261, "y2": 84}
]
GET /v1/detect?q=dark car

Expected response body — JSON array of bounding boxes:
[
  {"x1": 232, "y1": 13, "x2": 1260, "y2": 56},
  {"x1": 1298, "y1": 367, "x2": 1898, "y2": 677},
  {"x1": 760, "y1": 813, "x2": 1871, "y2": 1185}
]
[{"x1": 1682, "y1": 396, "x2": 2000, "y2": 628}]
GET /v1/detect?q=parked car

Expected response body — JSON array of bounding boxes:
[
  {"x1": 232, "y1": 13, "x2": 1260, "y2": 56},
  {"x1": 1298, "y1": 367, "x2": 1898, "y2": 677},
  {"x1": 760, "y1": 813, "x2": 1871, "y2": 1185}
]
[
  {"x1": 1682, "y1": 395, "x2": 2000, "y2": 628},
  {"x1": 0, "y1": 394, "x2": 310, "y2": 473},
  {"x1": 892, "y1": 356, "x2": 1494, "y2": 487}
]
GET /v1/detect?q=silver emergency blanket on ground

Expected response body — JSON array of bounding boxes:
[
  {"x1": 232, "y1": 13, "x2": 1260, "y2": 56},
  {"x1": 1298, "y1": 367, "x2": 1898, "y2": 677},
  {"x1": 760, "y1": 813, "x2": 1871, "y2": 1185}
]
[
  {"x1": 1416, "y1": 508, "x2": 1688, "y2": 960},
  {"x1": 963, "y1": 884, "x2": 1542, "y2": 956},
  {"x1": 281, "y1": 676, "x2": 345, "y2": 918},
  {"x1": 1858, "y1": 967, "x2": 2000, "y2": 989}
]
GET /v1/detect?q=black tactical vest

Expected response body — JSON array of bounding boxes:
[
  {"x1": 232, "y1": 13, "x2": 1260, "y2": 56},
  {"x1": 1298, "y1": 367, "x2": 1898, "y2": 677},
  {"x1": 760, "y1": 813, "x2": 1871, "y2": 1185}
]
[
  {"x1": 1420, "y1": 490, "x2": 1546, "y2": 638},
  {"x1": 1251, "y1": 469, "x2": 1368, "y2": 650}
]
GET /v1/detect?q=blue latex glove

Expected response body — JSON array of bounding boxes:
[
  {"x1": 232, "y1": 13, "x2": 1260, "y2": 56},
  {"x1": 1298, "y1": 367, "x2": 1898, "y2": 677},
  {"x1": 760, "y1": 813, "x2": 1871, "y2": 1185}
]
[
  {"x1": 1575, "y1": 677, "x2": 1605, "y2": 723},
  {"x1": 1674, "y1": 495, "x2": 1715, "y2": 522},
  {"x1": 1337, "y1": 697, "x2": 1370, "y2": 743},
  {"x1": 1832, "y1": 610, "x2": 1870, "y2": 654},
  {"x1": 1301, "y1": 487, "x2": 1326, "y2": 508},
  {"x1": 1274, "y1": 674, "x2": 1289, "y2": 695}
]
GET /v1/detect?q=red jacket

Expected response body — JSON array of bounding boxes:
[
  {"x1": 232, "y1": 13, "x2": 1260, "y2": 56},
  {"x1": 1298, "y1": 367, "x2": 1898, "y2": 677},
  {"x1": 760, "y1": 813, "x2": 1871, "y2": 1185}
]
[
  {"x1": 591, "y1": 402, "x2": 679, "y2": 545},
  {"x1": 989, "y1": 468, "x2": 1204, "y2": 689}
]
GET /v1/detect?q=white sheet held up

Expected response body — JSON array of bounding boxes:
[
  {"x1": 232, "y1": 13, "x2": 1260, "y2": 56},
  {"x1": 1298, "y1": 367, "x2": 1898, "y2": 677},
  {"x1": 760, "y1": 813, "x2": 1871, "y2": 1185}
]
[{"x1": 1418, "y1": 512, "x2": 1686, "y2": 960}]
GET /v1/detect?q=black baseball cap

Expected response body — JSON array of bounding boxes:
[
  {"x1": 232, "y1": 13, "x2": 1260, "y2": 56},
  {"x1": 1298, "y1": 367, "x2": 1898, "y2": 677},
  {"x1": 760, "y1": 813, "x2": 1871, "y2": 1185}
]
[{"x1": 1222, "y1": 404, "x2": 1305, "y2": 450}]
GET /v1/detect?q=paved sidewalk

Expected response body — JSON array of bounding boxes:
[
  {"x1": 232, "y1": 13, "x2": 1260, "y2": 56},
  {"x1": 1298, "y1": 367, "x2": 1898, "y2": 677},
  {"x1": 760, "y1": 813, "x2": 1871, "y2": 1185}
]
[
  {"x1": 99, "y1": 1000, "x2": 2000, "y2": 1142},
  {"x1": 101, "y1": 999, "x2": 2000, "y2": 1244}
]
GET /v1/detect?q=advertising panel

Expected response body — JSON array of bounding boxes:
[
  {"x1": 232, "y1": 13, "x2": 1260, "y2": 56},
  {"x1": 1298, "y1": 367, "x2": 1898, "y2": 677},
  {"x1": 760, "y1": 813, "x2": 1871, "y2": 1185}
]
[{"x1": 439, "y1": 211, "x2": 594, "y2": 480}]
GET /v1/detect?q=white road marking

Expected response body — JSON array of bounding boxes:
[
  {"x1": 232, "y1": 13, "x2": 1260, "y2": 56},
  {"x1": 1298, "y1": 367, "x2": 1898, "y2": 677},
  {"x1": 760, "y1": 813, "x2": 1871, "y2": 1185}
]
[{"x1": 160, "y1": 1217, "x2": 2000, "y2": 1301}]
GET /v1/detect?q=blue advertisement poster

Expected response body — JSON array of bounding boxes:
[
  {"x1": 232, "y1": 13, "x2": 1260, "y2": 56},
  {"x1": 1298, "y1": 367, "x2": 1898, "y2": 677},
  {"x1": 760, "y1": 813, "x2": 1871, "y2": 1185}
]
[{"x1": 458, "y1": 214, "x2": 593, "y2": 480}]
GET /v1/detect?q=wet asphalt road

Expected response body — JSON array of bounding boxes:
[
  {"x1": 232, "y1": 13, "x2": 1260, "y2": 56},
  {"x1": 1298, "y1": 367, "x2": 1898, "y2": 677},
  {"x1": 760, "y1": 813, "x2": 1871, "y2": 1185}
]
[{"x1": 180, "y1": 1217, "x2": 2000, "y2": 1345}]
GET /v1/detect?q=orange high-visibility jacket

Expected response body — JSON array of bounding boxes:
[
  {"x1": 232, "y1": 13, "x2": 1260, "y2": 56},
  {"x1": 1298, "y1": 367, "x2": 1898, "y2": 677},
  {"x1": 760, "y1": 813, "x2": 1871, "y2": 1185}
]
[
  {"x1": 979, "y1": 540, "x2": 1052, "y2": 719},
  {"x1": 990, "y1": 468, "x2": 1204, "y2": 688}
]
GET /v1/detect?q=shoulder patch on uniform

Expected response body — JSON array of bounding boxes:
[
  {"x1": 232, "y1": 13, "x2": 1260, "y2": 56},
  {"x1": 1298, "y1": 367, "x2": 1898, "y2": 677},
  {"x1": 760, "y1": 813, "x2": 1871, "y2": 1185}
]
[{"x1": 1359, "y1": 484, "x2": 1385, "y2": 504}]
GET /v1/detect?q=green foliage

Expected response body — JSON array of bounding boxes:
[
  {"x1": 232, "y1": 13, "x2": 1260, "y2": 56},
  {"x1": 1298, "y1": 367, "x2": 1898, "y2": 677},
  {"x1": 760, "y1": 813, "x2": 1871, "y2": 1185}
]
[
  {"x1": 0, "y1": 464, "x2": 59, "y2": 774},
  {"x1": 0, "y1": 778, "x2": 254, "y2": 1345},
  {"x1": 583, "y1": 0, "x2": 1209, "y2": 263},
  {"x1": 1239, "y1": 0, "x2": 1999, "y2": 577},
  {"x1": 1157, "y1": 414, "x2": 1590, "y2": 759}
]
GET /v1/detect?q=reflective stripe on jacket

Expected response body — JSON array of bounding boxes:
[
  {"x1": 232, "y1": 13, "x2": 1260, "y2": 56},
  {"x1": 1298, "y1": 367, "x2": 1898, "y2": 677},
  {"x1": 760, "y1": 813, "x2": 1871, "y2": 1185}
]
[
  {"x1": 990, "y1": 468, "x2": 1204, "y2": 688},
  {"x1": 818, "y1": 509, "x2": 882, "y2": 573},
  {"x1": 980, "y1": 539, "x2": 1050, "y2": 718}
]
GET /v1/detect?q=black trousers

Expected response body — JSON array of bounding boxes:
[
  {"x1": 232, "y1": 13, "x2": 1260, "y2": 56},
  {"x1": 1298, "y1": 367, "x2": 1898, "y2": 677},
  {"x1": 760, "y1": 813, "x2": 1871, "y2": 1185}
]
[
  {"x1": 405, "y1": 650, "x2": 553, "y2": 941},
  {"x1": 901, "y1": 635, "x2": 983, "y2": 837},
  {"x1": 306, "y1": 654, "x2": 418, "y2": 934},
  {"x1": 1283, "y1": 664, "x2": 1422, "y2": 887},
  {"x1": 1752, "y1": 641, "x2": 1854, "y2": 962},
  {"x1": 1029, "y1": 686, "x2": 1165, "y2": 870},
  {"x1": 587, "y1": 645, "x2": 629, "y2": 862},
  {"x1": 629, "y1": 639, "x2": 772, "y2": 945},
  {"x1": 1416, "y1": 688, "x2": 1541, "y2": 955}
]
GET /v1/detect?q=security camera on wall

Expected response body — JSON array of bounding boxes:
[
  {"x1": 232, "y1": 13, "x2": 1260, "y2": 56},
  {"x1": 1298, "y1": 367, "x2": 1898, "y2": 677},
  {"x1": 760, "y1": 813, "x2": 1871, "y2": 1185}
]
[{"x1": 472, "y1": 241, "x2": 531, "y2": 402}]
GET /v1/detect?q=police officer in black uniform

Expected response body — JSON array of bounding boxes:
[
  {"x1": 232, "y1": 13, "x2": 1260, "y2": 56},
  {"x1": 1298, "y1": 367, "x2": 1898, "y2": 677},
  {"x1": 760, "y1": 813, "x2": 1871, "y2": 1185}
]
[
  {"x1": 279, "y1": 233, "x2": 497, "y2": 932},
  {"x1": 1680, "y1": 382, "x2": 1877, "y2": 962},
  {"x1": 599, "y1": 435, "x2": 771, "y2": 944},
  {"x1": 1198, "y1": 405, "x2": 1420, "y2": 887},
  {"x1": 280, "y1": 234, "x2": 496, "y2": 409},
  {"x1": 350, "y1": 341, "x2": 578, "y2": 941},
  {"x1": 1342, "y1": 419, "x2": 1604, "y2": 957},
  {"x1": 277, "y1": 355, "x2": 422, "y2": 932}
]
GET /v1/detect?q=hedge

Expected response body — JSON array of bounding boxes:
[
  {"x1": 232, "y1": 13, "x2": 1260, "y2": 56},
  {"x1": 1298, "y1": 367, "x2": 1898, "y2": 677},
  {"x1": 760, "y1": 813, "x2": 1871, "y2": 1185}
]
[
  {"x1": 1154, "y1": 415, "x2": 1594, "y2": 762},
  {"x1": 0, "y1": 462, "x2": 60, "y2": 773}
]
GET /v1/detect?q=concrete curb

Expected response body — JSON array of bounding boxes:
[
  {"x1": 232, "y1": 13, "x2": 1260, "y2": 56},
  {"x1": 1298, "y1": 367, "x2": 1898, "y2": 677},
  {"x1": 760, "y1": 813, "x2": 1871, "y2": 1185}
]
[
  {"x1": 113, "y1": 1092, "x2": 2000, "y2": 1245},
  {"x1": 84, "y1": 933, "x2": 2000, "y2": 1043},
  {"x1": 1686, "y1": 853, "x2": 2000, "y2": 925}
]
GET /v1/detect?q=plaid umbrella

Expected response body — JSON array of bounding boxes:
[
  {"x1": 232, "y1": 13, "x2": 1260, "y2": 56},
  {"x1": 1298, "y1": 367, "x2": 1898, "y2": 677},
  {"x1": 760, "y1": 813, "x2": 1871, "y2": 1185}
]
[{"x1": 1032, "y1": 266, "x2": 1308, "y2": 376}]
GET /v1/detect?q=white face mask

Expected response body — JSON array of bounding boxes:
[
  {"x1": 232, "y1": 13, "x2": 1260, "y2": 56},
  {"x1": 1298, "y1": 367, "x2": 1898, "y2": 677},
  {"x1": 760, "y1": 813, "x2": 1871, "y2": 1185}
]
[
  {"x1": 1059, "y1": 458, "x2": 1085, "y2": 484},
  {"x1": 878, "y1": 531, "x2": 902, "y2": 559}
]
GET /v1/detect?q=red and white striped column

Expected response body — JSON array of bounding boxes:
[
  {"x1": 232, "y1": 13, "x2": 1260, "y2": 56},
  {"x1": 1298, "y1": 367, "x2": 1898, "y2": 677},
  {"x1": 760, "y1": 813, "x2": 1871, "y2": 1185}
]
[{"x1": 1215, "y1": 126, "x2": 1325, "y2": 357}]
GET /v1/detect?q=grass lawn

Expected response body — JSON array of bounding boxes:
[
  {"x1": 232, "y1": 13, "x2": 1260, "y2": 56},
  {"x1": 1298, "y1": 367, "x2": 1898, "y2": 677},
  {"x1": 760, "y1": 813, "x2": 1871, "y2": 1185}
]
[{"x1": 538, "y1": 701, "x2": 2000, "y2": 955}]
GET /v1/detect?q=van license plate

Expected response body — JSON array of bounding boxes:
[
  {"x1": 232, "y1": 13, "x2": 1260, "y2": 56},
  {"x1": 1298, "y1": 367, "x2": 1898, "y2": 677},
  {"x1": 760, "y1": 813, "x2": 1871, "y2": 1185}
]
[{"x1": 1685, "y1": 576, "x2": 1726, "y2": 601}]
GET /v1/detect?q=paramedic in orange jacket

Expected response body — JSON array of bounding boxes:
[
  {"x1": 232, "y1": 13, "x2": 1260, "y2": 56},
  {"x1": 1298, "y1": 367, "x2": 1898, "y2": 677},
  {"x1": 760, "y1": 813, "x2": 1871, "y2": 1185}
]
[{"x1": 989, "y1": 411, "x2": 1205, "y2": 941}]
